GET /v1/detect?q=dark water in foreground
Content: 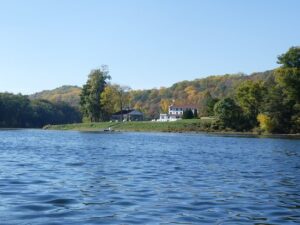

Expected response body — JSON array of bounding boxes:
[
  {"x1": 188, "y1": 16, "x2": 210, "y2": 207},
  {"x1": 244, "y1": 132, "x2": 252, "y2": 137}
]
[{"x1": 0, "y1": 130, "x2": 299, "y2": 225}]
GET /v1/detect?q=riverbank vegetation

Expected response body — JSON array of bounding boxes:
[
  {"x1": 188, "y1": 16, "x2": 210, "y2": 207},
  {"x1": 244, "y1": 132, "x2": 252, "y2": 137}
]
[{"x1": 212, "y1": 47, "x2": 300, "y2": 134}]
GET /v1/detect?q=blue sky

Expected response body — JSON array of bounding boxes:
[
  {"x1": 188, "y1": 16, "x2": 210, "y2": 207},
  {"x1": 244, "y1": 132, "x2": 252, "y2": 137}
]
[{"x1": 0, "y1": 0, "x2": 299, "y2": 94}]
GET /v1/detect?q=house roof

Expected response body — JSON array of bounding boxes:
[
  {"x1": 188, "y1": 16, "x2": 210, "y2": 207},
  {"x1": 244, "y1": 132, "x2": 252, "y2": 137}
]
[
  {"x1": 112, "y1": 109, "x2": 143, "y2": 116},
  {"x1": 128, "y1": 110, "x2": 143, "y2": 115},
  {"x1": 112, "y1": 109, "x2": 133, "y2": 115},
  {"x1": 169, "y1": 104, "x2": 198, "y2": 109}
]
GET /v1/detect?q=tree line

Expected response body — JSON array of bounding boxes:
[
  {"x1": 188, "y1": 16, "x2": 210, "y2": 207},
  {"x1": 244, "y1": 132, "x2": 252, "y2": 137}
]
[{"x1": 0, "y1": 93, "x2": 81, "y2": 128}]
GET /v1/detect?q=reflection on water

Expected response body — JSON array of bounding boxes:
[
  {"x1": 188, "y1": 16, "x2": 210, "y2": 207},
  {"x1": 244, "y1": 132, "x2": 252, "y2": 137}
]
[{"x1": 0, "y1": 130, "x2": 299, "y2": 224}]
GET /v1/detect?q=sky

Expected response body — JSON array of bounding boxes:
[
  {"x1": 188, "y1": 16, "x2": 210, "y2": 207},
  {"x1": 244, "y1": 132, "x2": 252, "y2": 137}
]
[{"x1": 0, "y1": 0, "x2": 299, "y2": 94}]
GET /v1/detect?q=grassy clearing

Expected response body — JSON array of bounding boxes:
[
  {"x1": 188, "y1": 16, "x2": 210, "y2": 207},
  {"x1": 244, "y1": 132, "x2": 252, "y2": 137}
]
[{"x1": 44, "y1": 118, "x2": 216, "y2": 132}]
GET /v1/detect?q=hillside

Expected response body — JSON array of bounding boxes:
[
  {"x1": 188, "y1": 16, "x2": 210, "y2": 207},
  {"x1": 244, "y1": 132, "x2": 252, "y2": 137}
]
[
  {"x1": 30, "y1": 70, "x2": 274, "y2": 118},
  {"x1": 130, "y1": 70, "x2": 274, "y2": 118},
  {"x1": 29, "y1": 85, "x2": 81, "y2": 108}
]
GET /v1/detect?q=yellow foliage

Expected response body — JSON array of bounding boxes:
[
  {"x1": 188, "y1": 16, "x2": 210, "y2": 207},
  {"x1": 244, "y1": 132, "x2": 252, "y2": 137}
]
[
  {"x1": 160, "y1": 99, "x2": 171, "y2": 113},
  {"x1": 101, "y1": 86, "x2": 119, "y2": 114},
  {"x1": 134, "y1": 102, "x2": 142, "y2": 109},
  {"x1": 257, "y1": 113, "x2": 273, "y2": 133},
  {"x1": 184, "y1": 86, "x2": 198, "y2": 102}
]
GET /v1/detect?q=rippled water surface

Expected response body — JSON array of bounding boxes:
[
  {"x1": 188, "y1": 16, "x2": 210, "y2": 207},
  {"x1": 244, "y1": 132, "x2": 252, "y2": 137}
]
[{"x1": 0, "y1": 130, "x2": 300, "y2": 224}]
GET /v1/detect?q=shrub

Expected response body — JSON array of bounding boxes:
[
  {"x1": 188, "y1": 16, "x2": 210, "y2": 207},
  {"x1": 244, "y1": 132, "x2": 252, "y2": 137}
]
[{"x1": 257, "y1": 113, "x2": 274, "y2": 133}]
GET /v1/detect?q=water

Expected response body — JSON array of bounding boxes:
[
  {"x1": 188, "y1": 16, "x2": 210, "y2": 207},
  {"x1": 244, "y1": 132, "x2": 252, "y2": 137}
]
[{"x1": 0, "y1": 130, "x2": 299, "y2": 225}]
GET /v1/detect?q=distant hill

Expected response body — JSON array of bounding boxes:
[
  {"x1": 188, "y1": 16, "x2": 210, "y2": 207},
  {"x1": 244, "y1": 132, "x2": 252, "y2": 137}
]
[
  {"x1": 30, "y1": 85, "x2": 81, "y2": 108},
  {"x1": 29, "y1": 70, "x2": 274, "y2": 118},
  {"x1": 130, "y1": 70, "x2": 275, "y2": 118}
]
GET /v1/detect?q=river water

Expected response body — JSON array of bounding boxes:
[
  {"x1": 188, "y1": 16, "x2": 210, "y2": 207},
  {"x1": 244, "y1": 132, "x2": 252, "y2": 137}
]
[{"x1": 0, "y1": 130, "x2": 299, "y2": 224}]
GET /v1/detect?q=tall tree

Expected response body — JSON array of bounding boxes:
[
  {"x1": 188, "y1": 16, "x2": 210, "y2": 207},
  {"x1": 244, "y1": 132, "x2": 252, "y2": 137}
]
[
  {"x1": 277, "y1": 46, "x2": 300, "y2": 68},
  {"x1": 80, "y1": 66, "x2": 111, "y2": 122},
  {"x1": 276, "y1": 47, "x2": 300, "y2": 103},
  {"x1": 261, "y1": 85, "x2": 294, "y2": 133},
  {"x1": 273, "y1": 46, "x2": 300, "y2": 132},
  {"x1": 235, "y1": 80, "x2": 266, "y2": 127}
]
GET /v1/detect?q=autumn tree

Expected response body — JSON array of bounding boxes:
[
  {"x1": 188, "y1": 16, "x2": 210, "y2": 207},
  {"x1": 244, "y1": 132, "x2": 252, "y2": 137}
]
[
  {"x1": 100, "y1": 85, "x2": 119, "y2": 119},
  {"x1": 100, "y1": 84, "x2": 131, "y2": 120},
  {"x1": 184, "y1": 85, "x2": 198, "y2": 102},
  {"x1": 160, "y1": 99, "x2": 172, "y2": 113}
]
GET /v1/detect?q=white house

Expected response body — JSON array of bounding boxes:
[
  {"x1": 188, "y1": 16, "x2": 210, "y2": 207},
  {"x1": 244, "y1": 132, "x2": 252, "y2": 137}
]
[
  {"x1": 168, "y1": 104, "x2": 198, "y2": 118},
  {"x1": 158, "y1": 113, "x2": 168, "y2": 121},
  {"x1": 157, "y1": 104, "x2": 198, "y2": 121}
]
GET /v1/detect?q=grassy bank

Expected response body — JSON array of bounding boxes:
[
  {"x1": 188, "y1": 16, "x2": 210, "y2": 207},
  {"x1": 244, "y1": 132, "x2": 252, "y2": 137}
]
[
  {"x1": 43, "y1": 118, "x2": 217, "y2": 132},
  {"x1": 43, "y1": 119, "x2": 300, "y2": 138}
]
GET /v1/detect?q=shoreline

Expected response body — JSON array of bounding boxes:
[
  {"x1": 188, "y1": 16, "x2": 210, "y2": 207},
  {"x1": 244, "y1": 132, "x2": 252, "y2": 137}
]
[
  {"x1": 42, "y1": 121, "x2": 300, "y2": 139},
  {"x1": 1, "y1": 127, "x2": 299, "y2": 139}
]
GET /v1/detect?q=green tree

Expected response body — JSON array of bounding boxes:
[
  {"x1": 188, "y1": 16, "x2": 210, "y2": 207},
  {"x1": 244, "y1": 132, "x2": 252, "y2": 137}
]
[
  {"x1": 182, "y1": 109, "x2": 194, "y2": 119},
  {"x1": 235, "y1": 80, "x2": 266, "y2": 128},
  {"x1": 0, "y1": 93, "x2": 31, "y2": 127},
  {"x1": 275, "y1": 68, "x2": 300, "y2": 103},
  {"x1": 80, "y1": 66, "x2": 111, "y2": 122},
  {"x1": 273, "y1": 46, "x2": 300, "y2": 133},
  {"x1": 261, "y1": 85, "x2": 294, "y2": 133},
  {"x1": 199, "y1": 91, "x2": 219, "y2": 116},
  {"x1": 193, "y1": 109, "x2": 198, "y2": 118},
  {"x1": 214, "y1": 98, "x2": 245, "y2": 130},
  {"x1": 276, "y1": 46, "x2": 300, "y2": 102},
  {"x1": 277, "y1": 46, "x2": 300, "y2": 68},
  {"x1": 291, "y1": 103, "x2": 300, "y2": 132}
]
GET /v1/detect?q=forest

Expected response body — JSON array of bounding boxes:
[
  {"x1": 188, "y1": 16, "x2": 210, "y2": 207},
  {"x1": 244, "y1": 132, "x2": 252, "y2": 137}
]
[
  {"x1": 1, "y1": 47, "x2": 299, "y2": 133},
  {"x1": 0, "y1": 94, "x2": 81, "y2": 128}
]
